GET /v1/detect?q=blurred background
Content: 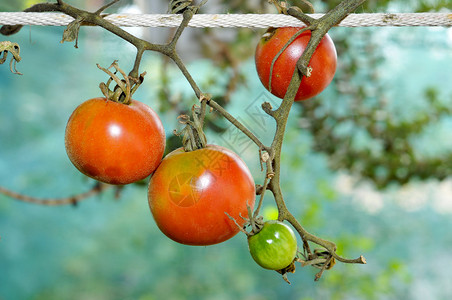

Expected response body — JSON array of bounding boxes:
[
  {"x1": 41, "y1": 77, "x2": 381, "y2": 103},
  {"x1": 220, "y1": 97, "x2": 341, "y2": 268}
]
[{"x1": 1, "y1": 0, "x2": 452, "y2": 299}]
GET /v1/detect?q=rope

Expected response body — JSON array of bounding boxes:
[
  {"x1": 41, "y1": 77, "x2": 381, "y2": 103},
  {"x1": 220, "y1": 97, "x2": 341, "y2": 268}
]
[{"x1": 0, "y1": 12, "x2": 451, "y2": 28}]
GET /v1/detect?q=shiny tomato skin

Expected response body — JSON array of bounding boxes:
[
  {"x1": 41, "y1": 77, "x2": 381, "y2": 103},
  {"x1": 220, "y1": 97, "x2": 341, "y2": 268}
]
[
  {"x1": 255, "y1": 27, "x2": 337, "y2": 101},
  {"x1": 148, "y1": 145, "x2": 255, "y2": 246},
  {"x1": 65, "y1": 97, "x2": 165, "y2": 185},
  {"x1": 248, "y1": 221, "x2": 298, "y2": 270}
]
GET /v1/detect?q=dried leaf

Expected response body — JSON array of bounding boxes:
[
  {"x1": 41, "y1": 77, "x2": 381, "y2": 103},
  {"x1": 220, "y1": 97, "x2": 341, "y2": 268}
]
[{"x1": 61, "y1": 18, "x2": 83, "y2": 48}]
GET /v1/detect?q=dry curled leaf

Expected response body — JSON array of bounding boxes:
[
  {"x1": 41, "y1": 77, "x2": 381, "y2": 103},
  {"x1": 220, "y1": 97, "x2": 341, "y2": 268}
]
[
  {"x1": 0, "y1": 41, "x2": 22, "y2": 75},
  {"x1": 61, "y1": 17, "x2": 83, "y2": 48}
]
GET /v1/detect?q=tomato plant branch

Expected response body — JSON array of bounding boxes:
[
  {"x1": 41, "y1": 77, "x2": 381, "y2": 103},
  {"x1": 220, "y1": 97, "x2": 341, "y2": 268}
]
[
  {"x1": 0, "y1": 182, "x2": 110, "y2": 206},
  {"x1": 0, "y1": 0, "x2": 371, "y2": 281},
  {"x1": 94, "y1": 0, "x2": 120, "y2": 14},
  {"x1": 206, "y1": 99, "x2": 267, "y2": 149},
  {"x1": 288, "y1": 0, "x2": 366, "y2": 76},
  {"x1": 259, "y1": 0, "x2": 368, "y2": 279},
  {"x1": 253, "y1": 156, "x2": 274, "y2": 219}
]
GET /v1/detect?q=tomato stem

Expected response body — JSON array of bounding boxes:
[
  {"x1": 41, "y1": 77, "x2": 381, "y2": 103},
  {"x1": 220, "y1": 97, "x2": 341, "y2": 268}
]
[
  {"x1": 268, "y1": 0, "x2": 315, "y2": 14},
  {"x1": 173, "y1": 105, "x2": 208, "y2": 152},
  {"x1": 97, "y1": 61, "x2": 145, "y2": 105}
]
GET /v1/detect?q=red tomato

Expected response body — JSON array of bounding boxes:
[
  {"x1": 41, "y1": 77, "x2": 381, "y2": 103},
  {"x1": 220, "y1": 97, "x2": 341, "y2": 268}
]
[
  {"x1": 65, "y1": 97, "x2": 165, "y2": 185},
  {"x1": 148, "y1": 145, "x2": 255, "y2": 246},
  {"x1": 255, "y1": 27, "x2": 337, "y2": 101}
]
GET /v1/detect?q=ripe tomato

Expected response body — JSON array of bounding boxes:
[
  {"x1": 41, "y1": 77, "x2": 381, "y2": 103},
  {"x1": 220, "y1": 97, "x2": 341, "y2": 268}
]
[
  {"x1": 255, "y1": 27, "x2": 337, "y2": 101},
  {"x1": 65, "y1": 97, "x2": 165, "y2": 185},
  {"x1": 148, "y1": 145, "x2": 255, "y2": 246},
  {"x1": 248, "y1": 220, "x2": 298, "y2": 270}
]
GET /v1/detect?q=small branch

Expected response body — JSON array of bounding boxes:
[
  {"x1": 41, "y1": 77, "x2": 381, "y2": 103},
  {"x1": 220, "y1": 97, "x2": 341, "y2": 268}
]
[
  {"x1": 0, "y1": 182, "x2": 110, "y2": 206},
  {"x1": 285, "y1": 212, "x2": 366, "y2": 264},
  {"x1": 94, "y1": 0, "x2": 120, "y2": 14},
  {"x1": 130, "y1": 48, "x2": 145, "y2": 78},
  {"x1": 253, "y1": 151, "x2": 274, "y2": 218},
  {"x1": 287, "y1": 9, "x2": 316, "y2": 25},
  {"x1": 198, "y1": 93, "x2": 209, "y2": 126},
  {"x1": 225, "y1": 212, "x2": 249, "y2": 235},
  {"x1": 314, "y1": 261, "x2": 330, "y2": 281},
  {"x1": 297, "y1": 0, "x2": 315, "y2": 14},
  {"x1": 207, "y1": 99, "x2": 266, "y2": 149},
  {"x1": 167, "y1": 9, "x2": 195, "y2": 49},
  {"x1": 169, "y1": 51, "x2": 203, "y2": 97},
  {"x1": 261, "y1": 102, "x2": 275, "y2": 117}
]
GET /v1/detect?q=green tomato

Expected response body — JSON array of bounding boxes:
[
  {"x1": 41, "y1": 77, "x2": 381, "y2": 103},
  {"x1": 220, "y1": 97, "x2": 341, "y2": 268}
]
[{"x1": 247, "y1": 220, "x2": 298, "y2": 270}]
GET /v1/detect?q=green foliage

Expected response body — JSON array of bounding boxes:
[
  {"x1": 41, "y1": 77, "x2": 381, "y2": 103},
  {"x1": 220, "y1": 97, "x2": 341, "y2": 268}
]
[{"x1": 300, "y1": 26, "x2": 452, "y2": 189}]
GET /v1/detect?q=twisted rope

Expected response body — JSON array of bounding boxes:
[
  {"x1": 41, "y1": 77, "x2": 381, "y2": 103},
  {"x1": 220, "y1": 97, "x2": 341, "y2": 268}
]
[{"x1": 0, "y1": 12, "x2": 451, "y2": 28}]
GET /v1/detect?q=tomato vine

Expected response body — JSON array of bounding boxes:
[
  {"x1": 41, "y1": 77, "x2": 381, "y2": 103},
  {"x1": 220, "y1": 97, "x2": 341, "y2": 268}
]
[{"x1": 0, "y1": 0, "x2": 368, "y2": 282}]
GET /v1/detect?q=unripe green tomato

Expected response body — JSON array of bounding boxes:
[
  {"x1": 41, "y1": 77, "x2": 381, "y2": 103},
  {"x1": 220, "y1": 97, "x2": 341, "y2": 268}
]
[{"x1": 247, "y1": 220, "x2": 298, "y2": 270}]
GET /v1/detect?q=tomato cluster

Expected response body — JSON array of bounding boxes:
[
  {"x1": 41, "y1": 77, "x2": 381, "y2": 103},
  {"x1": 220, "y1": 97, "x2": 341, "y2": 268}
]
[
  {"x1": 63, "y1": 24, "x2": 330, "y2": 266},
  {"x1": 64, "y1": 98, "x2": 255, "y2": 246}
]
